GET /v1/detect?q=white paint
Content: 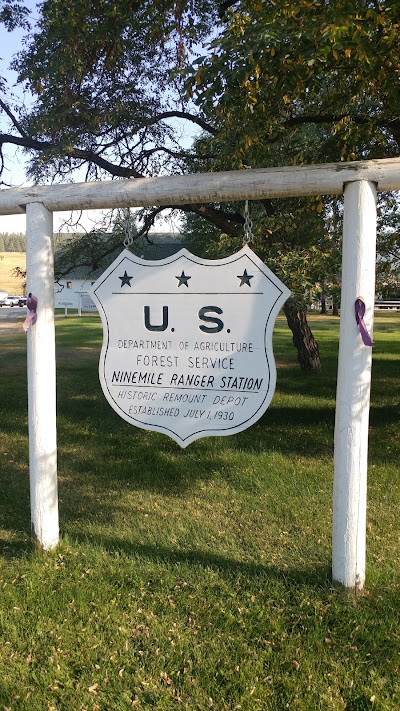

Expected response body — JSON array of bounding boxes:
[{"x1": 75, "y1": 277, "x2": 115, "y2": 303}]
[
  {"x1": 89, "y1": 247, "x2": 290, "y2": 446},
  {"x1": 0, "y1": 158, "x2": 399, "y2": 214},
  {"x1": 26, "y1": 203, "x2": 59, "y2": 550},
  {"x1": 332, "y1": 181, "x2": 377, "y2": 590}
]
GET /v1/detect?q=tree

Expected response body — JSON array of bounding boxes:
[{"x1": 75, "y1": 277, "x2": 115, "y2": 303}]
[
  {"x1": 0, "y1": 1, "x2": 398, "y2": 368},
  {"x1": 376, "y1": 191, "x2": 400, "y2": 297},
  {"x1": 2, "y1": 0, "x2": 246, "y2": 241},
  {"x1": 185, "y1": 188, "x2": 345, "y2": 369},
  {"x1": 188, "y1": 0, "x2": 400, "y2": 166},
  {"x1": 0, "y1": 0, "x2": 29, "y2": 32},
  {"x1": 0, "y1": 232, "x2": 26, "y2": 250},
  {"x1": 184, "y1": 0, "x2": 400, "y2": 365},
  {"x1": 6, "y1": 0, "x2": 219, "y2": 182}
]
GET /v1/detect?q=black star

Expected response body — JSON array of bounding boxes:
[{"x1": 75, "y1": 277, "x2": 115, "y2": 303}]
[
  {"x1": 119, "y1": 270, "x2": 133, "y2": 287},
  {"x1": 176, "y1": 271, "x2": 191, "y2": 288},
  {"x1": 237, "y1": 269, "x2": 253, "y2": 287}
]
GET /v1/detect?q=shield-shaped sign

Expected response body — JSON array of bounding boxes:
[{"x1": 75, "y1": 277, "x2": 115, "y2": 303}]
[{"x1": 90, "y1": 246, "x2": 290, "y2": 447}]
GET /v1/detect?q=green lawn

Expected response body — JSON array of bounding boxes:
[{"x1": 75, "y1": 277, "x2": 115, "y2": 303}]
[{"x1": 0, "y1": 313, "x2": 399, "y2": 710}]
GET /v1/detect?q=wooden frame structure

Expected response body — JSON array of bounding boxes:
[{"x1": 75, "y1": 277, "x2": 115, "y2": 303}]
[{"x1": 1, "y1": 156, "x2": 399, "y2": 590}]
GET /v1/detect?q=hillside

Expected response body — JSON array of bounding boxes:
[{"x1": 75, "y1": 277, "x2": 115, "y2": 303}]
[{"x1": 0, "y1": 252, "x2": 26, "y2": 294}]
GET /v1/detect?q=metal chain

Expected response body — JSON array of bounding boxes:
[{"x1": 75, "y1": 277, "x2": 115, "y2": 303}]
[
  {"x1": 243, "y1": 200, "x2": 254, "y2": 245},
  {"x1": 122, "y1": 210, "x2": 134, "y2": 248}
]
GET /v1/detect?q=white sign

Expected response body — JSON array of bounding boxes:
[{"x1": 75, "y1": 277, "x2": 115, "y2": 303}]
[{"x1": 90, "y1": 246, "x2": 290, "y2": 447}]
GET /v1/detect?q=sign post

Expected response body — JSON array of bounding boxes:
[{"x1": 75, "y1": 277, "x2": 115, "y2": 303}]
[
  {"x1": 90, "y1": 246, "x2": 290, "y2": 447},
  {"x1": 26, "y1": 202, "x2": 59, "y2": 550},
  {"x1": 332, "y1": 180, "x2": 377, "y2": 590}
]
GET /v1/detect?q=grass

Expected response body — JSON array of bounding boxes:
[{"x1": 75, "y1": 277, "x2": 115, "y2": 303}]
[
  {"x1": 0, "y1": 252, "x2": 26, "y2": 294},
  {"x1": 0, "y1": 312, "x2": 399, "y2": 710}
]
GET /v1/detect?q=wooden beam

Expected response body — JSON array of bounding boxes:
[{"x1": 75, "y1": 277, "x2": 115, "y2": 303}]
[
  {"x1": 26, "y1": 202, "x2": 59, "y2": 550},
  {"x1": 0, "y1": 157, "x2": 400, "y2": 215},
  {"x1": 332, "y1": 180, "x2": 377, "y2": 591}
]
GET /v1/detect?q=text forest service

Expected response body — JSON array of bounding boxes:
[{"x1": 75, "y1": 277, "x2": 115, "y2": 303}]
[{"x1": 90, "y1": 246, "x2": 290, "y2": 446}]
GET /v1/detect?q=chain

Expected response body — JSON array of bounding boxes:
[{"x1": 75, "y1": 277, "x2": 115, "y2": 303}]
[
  {"x1": 243, "y1": 200, "x2": 254, "y2": 245},
  {"x1": 121, "y1": 209, "x2": 135, "y2": 248}
]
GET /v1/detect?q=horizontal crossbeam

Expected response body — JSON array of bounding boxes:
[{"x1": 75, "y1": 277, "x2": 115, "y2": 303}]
[{"x1": 0, "y1": 157, "x2": 400, "y2": 214}]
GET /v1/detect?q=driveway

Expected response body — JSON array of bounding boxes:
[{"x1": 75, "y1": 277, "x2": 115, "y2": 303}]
[{"x1": 0, "y1": 306, "x2": 27, "y2": 332}]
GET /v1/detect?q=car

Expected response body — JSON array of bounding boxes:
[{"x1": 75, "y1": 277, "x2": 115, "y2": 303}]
[{"x1": 0, "y1": 295, "x2": 23, "y2": 307}]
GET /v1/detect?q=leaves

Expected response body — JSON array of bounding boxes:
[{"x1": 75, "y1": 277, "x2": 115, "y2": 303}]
[
  {"x1": 189, "y1": 0, "x2": 400, "y2": 166},
  {"x1": 7, "y1": 0, "x2": 219, "y2": 182},
  {"x1": 0, "y1": 0, "x2": 30, "y2": 31}
]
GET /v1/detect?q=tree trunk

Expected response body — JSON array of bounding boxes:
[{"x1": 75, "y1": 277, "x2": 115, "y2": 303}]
[
  {"x1": 283, "y1": 301, "x2": 321, "y2": 371},
  {"x1": 320, "y1": 292, "x2": 327, "y2": 314}
]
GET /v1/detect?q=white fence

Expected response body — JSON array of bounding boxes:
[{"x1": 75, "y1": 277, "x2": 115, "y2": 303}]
[{"x1": 375, "y1": 300, "x2": 400, "y2": 310}]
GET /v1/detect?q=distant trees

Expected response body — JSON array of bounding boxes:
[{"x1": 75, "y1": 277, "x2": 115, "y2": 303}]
[{"x1": 0, "y1": 232, "x2": 26, "y2": 251}]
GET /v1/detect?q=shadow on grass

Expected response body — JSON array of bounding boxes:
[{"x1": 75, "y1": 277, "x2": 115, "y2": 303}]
[
  {"x1": 0, "y1": 536, "x2": 31, "y2": 560},
  {"x1": 0, "y1": 381, "x2": 398, "y2": 562},
  {"x1": 0, "y1": 460, "x2": 31, "y2": 559},
  {"x1": 71, "y1": 532, "x2": 334, "y2": 586}
]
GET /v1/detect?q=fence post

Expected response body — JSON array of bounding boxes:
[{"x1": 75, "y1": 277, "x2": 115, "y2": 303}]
[
  {"x1": 332, "y1": 180, "x2": 377, "y2": 591},
  {"x1": 26, "y1": 202, "x2": 59, "y2": 550}
]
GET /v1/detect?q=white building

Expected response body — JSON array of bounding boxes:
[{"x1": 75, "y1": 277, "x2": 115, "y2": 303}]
[{"x1": 54, "y1": 272, "x2": 98, "y2": 312}]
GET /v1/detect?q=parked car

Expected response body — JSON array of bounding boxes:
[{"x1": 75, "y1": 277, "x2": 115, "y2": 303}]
[{"x1": 0, "y1": 295, "x2": 25, "y2": 307}]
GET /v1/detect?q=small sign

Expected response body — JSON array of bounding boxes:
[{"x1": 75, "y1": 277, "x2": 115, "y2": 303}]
[{"x1": 90, "y1": 246, "x2": 290, "y2": 447}]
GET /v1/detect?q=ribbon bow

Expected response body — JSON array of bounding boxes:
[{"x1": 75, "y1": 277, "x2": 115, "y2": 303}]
[
  {"x1": 23, "y1": 293, "x2": 38, "y2": 332},
  {"x1": 355, "y1": 298, "x2": 374, "y2": 347}
]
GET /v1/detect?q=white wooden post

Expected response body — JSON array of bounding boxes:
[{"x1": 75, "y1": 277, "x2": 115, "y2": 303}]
[
  {"x1": 332, "y1": 180, "x2": 377, "y2": 590},
  {"x1": 26, "y1": 202, "x2": 59, "y2": 550}
]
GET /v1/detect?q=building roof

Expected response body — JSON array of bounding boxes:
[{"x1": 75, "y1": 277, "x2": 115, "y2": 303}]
[
  {"x1": 55, "y1": 232, "x2": 188, "y2": 281},
  {"x1": 130, "y1": 233, "x2": 188, "y2": 261}
]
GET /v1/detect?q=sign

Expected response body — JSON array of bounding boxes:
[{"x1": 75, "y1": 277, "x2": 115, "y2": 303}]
[{"x1": 90, "y1": 246, "x2": 290, "y2": 447}]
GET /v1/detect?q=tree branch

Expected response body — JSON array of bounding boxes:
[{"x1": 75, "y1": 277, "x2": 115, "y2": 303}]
[
  {"x1": 0, "y1": 133, "x2": 143, "y2": 178},
  {"x1": 143, "y1": 111, "x2": 217, "y2": 135},
  {"x1": 0, "y1": 98, "x2": 27, "y2": 137},
  {"x1": 135, "y1": 202, "x2": 243, "y2": 239},
  {"x1": 188, "y1": 203, "x2": 243, "y2": 238},
  {"x1": 142, "y1": 146, "x2": 216, "y2": 160}
]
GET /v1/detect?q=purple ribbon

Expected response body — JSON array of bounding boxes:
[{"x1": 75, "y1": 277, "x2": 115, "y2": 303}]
[
  {"x1": 23, "y1": 293, "x2": 38, "y2": 332},
  {"x1": 355, "y1": 298, "x2": 373, "y2": 347}
]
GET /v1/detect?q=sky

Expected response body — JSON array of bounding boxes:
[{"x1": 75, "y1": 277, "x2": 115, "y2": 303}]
[
  {"x1": 0, "y1": 2, "x2": 196, "y2": 236},
  {"x1": 0, "y1": 12, "x2": 117, "y2": 235},
  {"x1": 0, "y1": 10, "x2": 29, "y2": 232}
]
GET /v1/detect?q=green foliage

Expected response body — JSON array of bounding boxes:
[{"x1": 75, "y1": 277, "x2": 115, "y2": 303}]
[
  {"x1": 0, "y1": 232, "x2": 26, "y2": 251},
  {"x1": 11, "y1": 0, "x2": 218, "y2": 181},
  {"x1": 54, "y1": 229, "x2": 125, "y2": 280},
  {"x1": 0, "y1": 0, "x2": 29, "y2": 31},
  {"x1": 184, "y1": 1, "x2": 400, "y2": 307},
  {"x1": 376, "y1": 192, "x2": 400, "y2": 296},
  {"x1": 185, "y1": 191, "x2": 342, "y2": 309},
  {"x1": 2, "y1": 1, "x2": 399, "y2": 325},
  {"x1": 189, "y1": 0, "x2": 400, "y2": 166}
]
